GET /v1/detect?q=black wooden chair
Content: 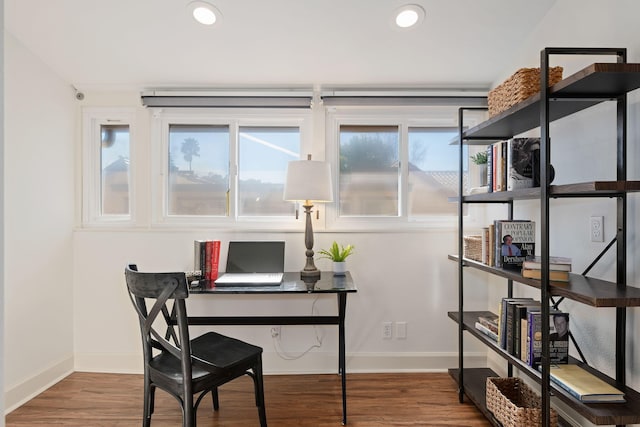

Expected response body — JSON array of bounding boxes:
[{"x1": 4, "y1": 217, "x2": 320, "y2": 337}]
[{"x1": 125, "y1": 264, "x2": 267, "y2": 427}]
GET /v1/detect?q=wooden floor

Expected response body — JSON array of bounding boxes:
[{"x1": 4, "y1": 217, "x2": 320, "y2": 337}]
[{"x1": 6, "y1": 372, "x2": 491, "y2": 426}]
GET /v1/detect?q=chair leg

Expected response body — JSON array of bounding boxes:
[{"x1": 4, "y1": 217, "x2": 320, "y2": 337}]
[
  {"x1": 252, "y1": 358, "x2": 268, "y2": 427},
  {"x1": 143, "y1": 382, "x2": 155, "y2": 427},
  {"x1": 183, "y1": 394, "x2": 195, "y2": 427},
  {"x1": 211, "y1": 387, "x2": 220, "y2": 411}
]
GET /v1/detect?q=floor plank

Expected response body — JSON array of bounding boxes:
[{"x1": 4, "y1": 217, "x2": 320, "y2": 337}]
[{"x1": 6, "y1": 372, "x2": 491, "y2": 426}]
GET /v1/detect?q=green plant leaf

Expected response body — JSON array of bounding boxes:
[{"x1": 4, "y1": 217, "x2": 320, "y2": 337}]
[{"x1": 318, "y1": 241, "x2": 355, "y2": 262}]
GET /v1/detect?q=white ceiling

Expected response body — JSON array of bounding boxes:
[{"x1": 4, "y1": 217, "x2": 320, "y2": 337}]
[{"x1": 5, "y1": 0, "x2": 557, "y2": 92}]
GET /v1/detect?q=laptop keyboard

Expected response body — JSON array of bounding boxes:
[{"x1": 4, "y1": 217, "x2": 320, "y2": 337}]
[{"x1": 214, "y1": 272, "x2": 283, "y2": 285}]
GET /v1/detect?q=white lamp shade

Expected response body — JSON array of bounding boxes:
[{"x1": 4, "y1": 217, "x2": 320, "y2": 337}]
[{"x1": 283, "y1": 160, "x2": 333, "y2": 202}]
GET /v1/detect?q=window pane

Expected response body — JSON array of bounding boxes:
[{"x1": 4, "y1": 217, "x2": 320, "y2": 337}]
[
  {"x1": 168, "y1": 125, "x2": 229, "y2": 216},
  {"x1": 238, "y1": 126, "x2": 300, "y2": 216},
  {"x1": 101, "y1": 124, "x2": 130, "y2": 215},
  {"x1": 408, "y1": 127, "x2": 467, "y2": 216},
  {"x1": 339, "y1": 125, "x2": 399, "y2": 216}
]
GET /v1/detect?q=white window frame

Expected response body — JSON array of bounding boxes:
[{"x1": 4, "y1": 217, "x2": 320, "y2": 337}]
[
  {"x1": 325, "y1": 105, "x2": 484, "y2": 231},
  {"x1": 150, "y1": 108, "x2": 314, "y2": 229},
  {"x1": 82, "y1": 107, "x2": 137, "y2": 226}
]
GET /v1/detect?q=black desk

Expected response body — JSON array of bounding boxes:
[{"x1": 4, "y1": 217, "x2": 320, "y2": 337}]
[{"x1": 189, "y1": 271, "x2": 357, "y2": 425}]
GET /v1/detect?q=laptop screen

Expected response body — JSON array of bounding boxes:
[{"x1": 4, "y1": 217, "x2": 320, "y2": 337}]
[{"x1": 225, "y1": 241, "x2": 285, "y2": 273}]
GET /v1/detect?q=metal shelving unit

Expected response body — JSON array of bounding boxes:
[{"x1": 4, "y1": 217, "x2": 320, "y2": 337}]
[{"x1": 450, "y1": 48, "x2": 640, "y2": 427}]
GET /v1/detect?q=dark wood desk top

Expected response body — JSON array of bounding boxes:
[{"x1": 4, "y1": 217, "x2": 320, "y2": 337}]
[{"x1": 189, "y1": 271, "x2": 357, "y2": 295}]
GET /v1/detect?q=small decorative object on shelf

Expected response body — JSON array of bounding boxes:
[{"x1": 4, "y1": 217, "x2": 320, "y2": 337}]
[
  {"x1": 471, "y1": 150, "x2": 488, "y2": 187},
  {"x1": 488, "y1": 66, "x2": 564, "y2": 117},
  {"x1": 463, "y1": 235, "x2": 483, "y2": 262},
  {"x1": 318, "y1": 241, "x2": 354, "y2": 276}
]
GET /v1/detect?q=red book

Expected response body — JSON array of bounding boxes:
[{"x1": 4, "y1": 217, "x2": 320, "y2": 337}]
[
  {"x1": 210, "y1": 240, "x2": 221, "y2": 280},
  {"x1": 205, "y1": 241, "x2": 213, "y2": 280}
]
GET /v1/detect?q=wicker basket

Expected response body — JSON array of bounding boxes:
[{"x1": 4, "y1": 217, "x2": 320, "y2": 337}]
[
  {"x1": 463, "y1": 235, "x2": 483, "y2": 262},
  {"x1": 488, "y1": 67, "x2": 564, "y2": 117},
  {"x1": 486, "y1": 377, "x2": 558, "y2": 427}
]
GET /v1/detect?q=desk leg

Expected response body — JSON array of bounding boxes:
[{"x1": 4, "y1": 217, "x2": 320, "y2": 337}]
[{"x1": 338, "y1": 293, "x2": 347, "y2": 425}]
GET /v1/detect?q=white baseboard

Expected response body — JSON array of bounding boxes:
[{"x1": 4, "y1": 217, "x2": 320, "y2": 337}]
[
  {"x1": 5, "y1": 356, "x2": 74, "y2": 414},
  {"x1": 73, "y1": 350, "x2": 487, "y2": 375}
]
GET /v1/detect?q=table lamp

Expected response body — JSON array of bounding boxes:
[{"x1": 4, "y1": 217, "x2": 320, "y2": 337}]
[{"x1": 284, "y1": 155, "x2": 333, "y2": 278}]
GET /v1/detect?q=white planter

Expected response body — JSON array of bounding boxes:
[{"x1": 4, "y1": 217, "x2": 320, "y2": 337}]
[
  {"x1": 478, "y1": 163, "x2": 488, "y2": 187},
  {"x1": 332, "y1": 261, "x2": 347, "y2": 275}
]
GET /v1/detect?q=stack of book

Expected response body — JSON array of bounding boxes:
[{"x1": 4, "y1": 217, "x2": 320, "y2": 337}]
[
  {"x1": 475, "y1": 313, "x2": 499, "y2": 342},
  {"x1": 485, "y1": 137, "x2": 539, "y2": 193},
  {"x1": 522, "y1": 256, "x2": 572, "y2": 282},
  {"x1": 495, "y1": 297, "x2": 570, "y2": 367},
  {"x1": 548, "y1": 364, "x2": 625, "y2": 403},
  {"x1": 194, "y1": 240, "x2": 221, "y2": 281}
]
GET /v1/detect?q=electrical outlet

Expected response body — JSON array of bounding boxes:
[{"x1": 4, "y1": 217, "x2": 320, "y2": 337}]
[
  {"x1": 270, "y1": 326, "x2": 281, "y2": 340},
  {"x1": 590, "y1": 216, "x2": 604, "y2": 242},
  {"x1": 396, "y1": 322, "x2": 407, "y2": 339},
  {"x1": 382, "y1": 322, "x2": 393, "y2": 339}
]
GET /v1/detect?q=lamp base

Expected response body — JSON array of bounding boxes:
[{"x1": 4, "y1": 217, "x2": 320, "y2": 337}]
[{"x1": 300, "y1": 268, "x2": 321, "y2": 279}]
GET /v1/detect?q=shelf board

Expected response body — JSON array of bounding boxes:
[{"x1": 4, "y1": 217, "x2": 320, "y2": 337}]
[
  {"x1": 449, "y1": 367, "x2": 572, "y2": 427},
  {"x1": 448, "y1": 367, "x2": 501, "y2": 426},
  {"x1": 464, "y1": 63, "x2": 640, "y2": 140},
  {"x1": 449, "y1": 311, "x2": 640, "y2": 425},
  {"x1": 458, "y1": 181, "x2": 640, "y2": 203},
  {"x1": 449, "y1": 255, "x2": 640, "y2": 307}
]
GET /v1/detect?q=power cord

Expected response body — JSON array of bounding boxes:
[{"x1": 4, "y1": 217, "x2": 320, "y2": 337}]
[{"x1": 272, "y1": 296, "x2": 325, "y2": 360}]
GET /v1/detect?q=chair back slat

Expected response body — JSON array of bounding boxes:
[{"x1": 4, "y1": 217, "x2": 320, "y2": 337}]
[{"x1": 125, "y1": 264, "x2": 192, "y2": 368}]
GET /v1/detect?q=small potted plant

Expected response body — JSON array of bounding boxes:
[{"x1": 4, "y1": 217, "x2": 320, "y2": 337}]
[
  {"x1": 470, "y1": 151, "x2": 488, "y2": 187},
  {"x1": 318, "y1": 241, "x2": 354, "y2": 275}
]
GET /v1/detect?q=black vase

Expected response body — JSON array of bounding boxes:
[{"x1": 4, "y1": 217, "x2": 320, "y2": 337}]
[{"x1": 532, "y1": 148, "x2": 555, "y2": 187}]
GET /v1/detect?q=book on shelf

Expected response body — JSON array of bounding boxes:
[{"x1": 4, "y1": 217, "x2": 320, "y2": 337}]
[
  {"x1": 474, "y1": 321, "x2": 498, "y2": 342},
  {"x1": 506, "y1": 300, "x2": 536, "y2": 355},
  {"x1": 481, "y1": 227, "x2": 490, "y2": 265},
  {"x1": 492, "y1": 142, "x2": 500, "y2": 191},
  {"x1": 519, "y1": 302, "x2": 541, "y2": 362},
  {"x1": 477, "y1": 313, "x2": 499, "y2": 335},
  {"x1": 527, "y1": 310, "x2": 569, "y2": 368},
  {"x1": 506, "y1": 137, "x2": 539, "y2": 191},
  {"x1": 488, "y1": 223, "x2": 495, "y2": 267},
  {"x1": 522, "y1": 256, "x2": 572, "y2": 272},
  {"x1": 495, "y1": 220, "x2": 535, "y2": 269},
  {"x1": 498, "y1": 297, "x2": 534, "y2": 350},
  {"x1": 486, "y1": 144, "x2": 493, "y2": 193},
  {"x1": 514, "y1": 301, "x2": 541, "y2": 359},
  {"x1": 548, "y1": 364, "x2": 626, "y2": 403},
  {"x1": 492, "y1": 141, "x2": 507, "y2": 192},
  {"x1": 522, "y1": 268, "x2": 570, "y2": 282}
]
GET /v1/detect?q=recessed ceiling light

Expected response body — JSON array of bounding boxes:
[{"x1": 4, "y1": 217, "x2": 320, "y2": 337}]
[
  {"x1": 394, "y1": 4, "x2": 425, "y2": 29},
  {"x1": 188, "y1": 1, "x2": 221, "y2": 26}
]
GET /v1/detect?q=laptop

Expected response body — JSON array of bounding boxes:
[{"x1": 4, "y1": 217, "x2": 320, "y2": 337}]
[{"x1": 214, "y1": 241, "x2": 285, "y2": 286}]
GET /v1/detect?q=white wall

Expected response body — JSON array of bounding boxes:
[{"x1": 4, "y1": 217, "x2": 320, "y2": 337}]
[
  {"x1": 72, "y1": 164, "x2": 489, "y2": 376},
  {"x1": 3, "y1": 34, "x2": 76, "y2": 411}
]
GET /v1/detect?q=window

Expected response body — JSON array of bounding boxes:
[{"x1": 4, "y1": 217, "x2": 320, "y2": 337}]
[
  {"x1": 327, "y1": 106, "x2": 476, "y2": 227},
  {"x1": 82, "y1": 108, "x2": 136, "y2": 225},
  {"x1": 153, "y1": 109, "x2": 310, "y2": 225},
  {"x1": 168, "y1": 125, "x2": 229, "y2": 216},
  {"x1": 407, "y1": 127, "x2": 462, "y2": 216},
  {"x1": 339, "y1": 125, "x2": 399, "y2": 216},
  {"x1": 238, "y1": 126, "x2": 300, "y2": 216}
]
